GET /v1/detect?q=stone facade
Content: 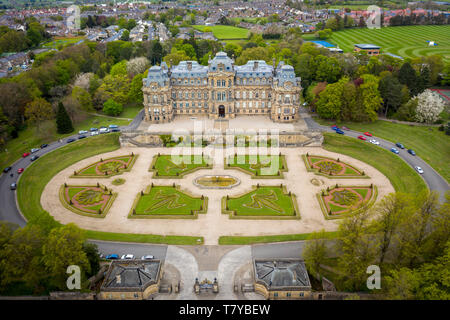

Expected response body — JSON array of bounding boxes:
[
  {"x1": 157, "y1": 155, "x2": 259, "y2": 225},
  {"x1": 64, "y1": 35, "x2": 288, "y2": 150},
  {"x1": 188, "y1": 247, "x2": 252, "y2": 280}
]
[{"x1": 142, "y1": 52, "x2": 302, "y2": 124}]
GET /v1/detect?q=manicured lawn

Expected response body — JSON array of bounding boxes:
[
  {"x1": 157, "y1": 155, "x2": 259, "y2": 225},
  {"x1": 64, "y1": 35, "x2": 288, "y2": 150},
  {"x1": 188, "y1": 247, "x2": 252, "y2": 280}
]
[
  {"x1": 322, "y1": 133, "x2": 427, "y2": 194},
  {"x1": 151, "y1": 154, "x2": 210, "y2": 177},
  {"x1": 226, "y1": 186, "x2": 295, "y2": 216},
  {"x1": 318, "y1": 119, "x2": 450, "y2": 183},
  {"x1": 42, "y1": 36, "x2": 85, "y2": 49},
  {"x1": 226, "y1": 155, "x2": 287, "y2": 177},
  {"x1": 16, "y1": 133, "x2": 203, "y2": 244},
  {"x1": 328, "y1": 25, "x2": 450, "y2": 62},
  {"x1": 218, "y1": 231, "x2": 340, "y2": 245},
  {"x1": 134, "y1": 186, "x2": 204, "y2": 216},
  {"x1": 74, "y1": 154, "x2": 136, "y2": 177},
  {"x1": 119, "y1": 105, "x2": 143, "y2": 119},
  {"x1": 192, "y1": 25, "x2": 249, "y2": 39},
  {"x1": 0, "y1": 115, "x2": 131, "y2": 170}
]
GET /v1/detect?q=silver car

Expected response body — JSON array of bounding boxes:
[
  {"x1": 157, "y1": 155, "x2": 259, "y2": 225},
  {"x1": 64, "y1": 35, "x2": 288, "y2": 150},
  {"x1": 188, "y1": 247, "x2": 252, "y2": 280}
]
[
  {"x1": 369, "y1": 139, "x2": 380, "y2": 145},
  {"x1": 121, "y1": 254, "x2": 134, "y2": 260},
  {"x1": 141, "y1": 255, "x2": 154, "y2": 260},
  {"x1": 415, "y1": 166, "x2": 424, "y2": 174}
]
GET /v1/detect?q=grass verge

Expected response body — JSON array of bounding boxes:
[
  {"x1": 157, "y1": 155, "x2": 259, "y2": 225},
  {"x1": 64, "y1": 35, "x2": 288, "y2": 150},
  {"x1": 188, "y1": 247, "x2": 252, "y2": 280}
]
[{"x1": 218, "y1": 231, "x2": 340, "y2": 245}]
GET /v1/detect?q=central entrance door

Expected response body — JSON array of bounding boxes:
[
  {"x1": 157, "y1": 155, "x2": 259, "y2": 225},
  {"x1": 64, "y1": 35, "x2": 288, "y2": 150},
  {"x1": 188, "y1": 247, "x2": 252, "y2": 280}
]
[{"x1": 218, "y1": 105, "x2": 225, "y2": 118}]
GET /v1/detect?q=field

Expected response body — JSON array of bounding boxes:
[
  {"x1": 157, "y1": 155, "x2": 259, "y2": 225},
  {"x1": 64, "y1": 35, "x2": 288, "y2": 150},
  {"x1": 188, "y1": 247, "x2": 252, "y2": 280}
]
[
  {"x1": 192, "y1": 25, "x2": 249, "y2": 40},
  {"x1": 322, "y1": 133, "x2": 427, "y2": 194},
  {"x1": 328, "y1": 25, "x2": 450, "y2": 62},
  {"x1": 318, "y1": 119, "x2": 450, "y2": 183},
  {"x1": 42, "y1": 36, "x2": 85, "y2": 50}
]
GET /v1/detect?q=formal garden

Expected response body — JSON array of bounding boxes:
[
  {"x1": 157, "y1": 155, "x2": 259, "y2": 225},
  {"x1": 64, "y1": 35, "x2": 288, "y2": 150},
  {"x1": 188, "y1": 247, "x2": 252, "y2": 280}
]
[
  {"x1": 71, "y1": 153, "x2": 138, "y2": 178},
  {"x1": 149, "y1": 154, "x2": 212, "y2": 178},
  {"x1": 129, "y1": 184, "x2": 208, "y2": 219},
  {"x1": 222, "y1": 185, "x2": 300, "y2": 219},
  {"x1": 59, "y1": 184, "x2": 117, "y2": 218},
  {"x1": 303, "y1": 154, "x2": 368, "y2": 178},
  {"x1": 225, "y1": 154, "x2": 288, "y2": 178},
  {"x1": 317, "y1": 184, "x2": 378, "y2": 219}
]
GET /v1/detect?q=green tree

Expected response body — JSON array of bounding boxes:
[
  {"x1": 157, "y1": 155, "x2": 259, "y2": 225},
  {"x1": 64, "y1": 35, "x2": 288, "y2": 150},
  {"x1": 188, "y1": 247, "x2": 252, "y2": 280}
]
[
  {"x1": 56, "y1": 101, "x2": 74, "y2": 134},
  {"x1": 42, "y1": 224, "x2": 90, "y2": 290},
  {"x1": 379, "y1": 74, "x2": 404, "y2": 116},
  {"x1": 110, "y1": 60, "x2": 128, "y2": 77},
  {"x1": 128, "y1": 73, "x2": 144, "y2": 103},
  {"x1": 83, "y1": 242, "x2": 100, "y2": 277},
  {"x1": 103, "y1": 98, "x2": 123, "y2": 116},
  {"x1": 316, "y1": 77, "x2": 348, "y2": 120},
  {"x1": 398, "y1": 62, "x2": 419, "y2": 96},
  {"x1": 302, "y1": 230, "x2": 330, "y2": 281},
  {"x1": 120, "y1": 29, "x2": 130, "y2": 41},
  {"x1": 355, "y1": 74, "x2": 382, "y2": 122},
  {"x1": 72, "y1": 86, "x2": 94, "y2": 111},
  {"x1": 97, "y1": 74, "x2": 130, "y2": 104},
  {"x1": 24, "y1": 97, "x2": 54, "y2": 134}
]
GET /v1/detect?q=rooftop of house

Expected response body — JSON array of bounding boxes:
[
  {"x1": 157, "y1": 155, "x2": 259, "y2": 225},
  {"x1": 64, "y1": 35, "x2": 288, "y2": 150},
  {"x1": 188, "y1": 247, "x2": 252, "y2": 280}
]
[
  {"x1": 101, "y1": 260, "x2": 162, "y2": 292},
  {"x1": 253, "y1": 259, "x2": 311, "y2": 290},
  {"x1": 354, "y1": 44, "x2": 381, "y2": 49}
]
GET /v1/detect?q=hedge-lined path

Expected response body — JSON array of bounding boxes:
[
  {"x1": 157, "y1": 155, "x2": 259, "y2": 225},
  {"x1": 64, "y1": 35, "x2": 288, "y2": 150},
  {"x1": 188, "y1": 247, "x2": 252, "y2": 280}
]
[{"x1": 41, "y1": 146, "x2": 393, "y2": 245}]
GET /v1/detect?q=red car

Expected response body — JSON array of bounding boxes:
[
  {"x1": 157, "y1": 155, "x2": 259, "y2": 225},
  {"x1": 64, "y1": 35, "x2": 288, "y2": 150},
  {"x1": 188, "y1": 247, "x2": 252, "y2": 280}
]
[
  {"x1": 364, "y1": 132, "x2": 372, "y2": 137},
  {"x1": 17, "y1": 168, "x2": 24, "y2": 174},
  {"x1": 22, "y1": 152, "x2": 30, "y2": 158},
  {"x1": 358, "y1": 135, "x2": 367, "y2": 141}
]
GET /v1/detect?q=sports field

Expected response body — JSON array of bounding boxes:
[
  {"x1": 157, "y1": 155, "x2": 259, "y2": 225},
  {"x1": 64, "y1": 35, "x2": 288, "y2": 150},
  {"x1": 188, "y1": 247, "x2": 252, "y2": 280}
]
[
  {"x1": 329, "y1": 25, "x2": 450, "y2": 62},
  {"x1": 192, "y1": 25, "x2": 249, "y2": 40}
]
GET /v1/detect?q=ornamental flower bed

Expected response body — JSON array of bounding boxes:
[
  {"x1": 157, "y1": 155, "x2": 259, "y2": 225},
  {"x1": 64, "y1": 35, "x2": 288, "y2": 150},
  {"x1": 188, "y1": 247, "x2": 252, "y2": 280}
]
[
  {"x1": 149, "y1": 154, "x2": 212, "y2": 178},
  {"x1": 71, "y1": 154, "x2": 138, "y2": 178},
  {"x1": 317, "y1": 185, "x2": 378, "y2": 219},
  {"x1": 303, "y1": 154, "x2": 368, "y2": 178},
  {"x1": 224, "y1": 154, "x2": 288, "y2": 178},
  {"x1": 60, "y1": 184, "x2": 117, "y2": 218}
]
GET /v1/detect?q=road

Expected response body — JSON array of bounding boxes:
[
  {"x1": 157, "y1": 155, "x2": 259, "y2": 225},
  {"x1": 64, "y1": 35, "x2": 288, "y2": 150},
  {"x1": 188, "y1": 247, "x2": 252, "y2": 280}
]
[
  {"x1": 0, "y1": 109, "x2": 145, "y2": 227},
  {"x1": 303, "y1": 113, "x2": 449, "y2": 202}
]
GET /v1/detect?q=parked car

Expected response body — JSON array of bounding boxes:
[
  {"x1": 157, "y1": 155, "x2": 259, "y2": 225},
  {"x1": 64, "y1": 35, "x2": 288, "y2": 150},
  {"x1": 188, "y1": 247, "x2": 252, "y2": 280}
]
[
  {"x1": 22, "y1": 152, "x2": 30, "y2": 158},
  {"x1": 31, "y1": 148, "x2": 40, "y2": 153},
  {"x1": 105, "y1": 254, "x2": 119, "y2": 260},
  {"x1": 141, "y1": 255, "x2": 154, "y2": 260},
  {"x1": 396, "y1": 143, "x2": 405, "y2": 149},
  {"x1": 108, "y1": 124, "x2": 118, "y2": 129},
  {"x1": 78, "y1": 130, "x2": 88, "y2": 135},
  {"x1": 358, "y1": 135, "x2": 367, "y2": 141},
  {"x1": 90, "y1": 127, "x2": 98, "y2": 132},
  {"x1": 78, "y1": 135, "x2": 87, "y2": 139},
  {"x1": 17, "y1": 168, "x2": 24, "y2": 174},
  {"x1": 67, "y1": 138, "x2": 76, "y2": 143},
  {"x1": 415, "y1": 166, "x2": 424, "y2": 174},
  {"x1": 91, "y1": 131, "x2": 99, "y2": 136},
  {"x1": 40, "y1": 143, "x2": 48, "y2": 148},
  {"x1": 3, "y1": 167, "x2": 12, "y2": 173},
  {"x1": 30, "y1": 155, "x2": 39, "y2": 161},
  {"x1": 369, "y1": 139, "x2": 380, "y2": 145},
  {"x1": 335, "y1": 129, "x2": 344, "y2": 134},
  {"x1": 364, "y1": 132, "x2": 372, "y2": 137},
  {"x1": 121, "y1": 254, "x2": 134, "y2": 260},
  {"x1": 111, "y1": 128, "x2": 120, "y2": 132},
  {"x1": 99, "y1": 127, "x2": 109, "y2": 134},
  {"x1": 342, "y1": 126, "x2": 350, "y2": 131},
  {"x1": 407, "y1": 149, "x2": 416, "y2": 156},
  {"x1": 10, "y1": 183, "x2": 17, "y2": 190},
  {"x1": 390, "y1": 148, "x2": 399, "y2": 154},
  {"x1": 331, "y1": 125, "x2": 339, "y2": 131}
]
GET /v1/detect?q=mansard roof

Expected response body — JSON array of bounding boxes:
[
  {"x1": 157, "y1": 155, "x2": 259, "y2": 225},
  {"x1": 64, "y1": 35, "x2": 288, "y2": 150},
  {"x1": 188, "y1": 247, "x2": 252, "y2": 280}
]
[
  {"x1": 170, "y1": 60, "x2": 208, "y2": 78},
  {"x1": 235, "y1": 60, "x2": 273, "y2": 78},
  {"x1": 208, "y1": 51, "x2": 234, "y2": 72}
]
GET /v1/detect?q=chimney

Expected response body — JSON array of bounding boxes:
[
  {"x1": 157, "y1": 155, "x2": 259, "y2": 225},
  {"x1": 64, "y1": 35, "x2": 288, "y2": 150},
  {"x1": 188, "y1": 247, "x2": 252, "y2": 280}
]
[
  {"x1": 187, "y1": 61, "x2": 192, "y2": 71},
  {"x1": 253, "y1": 61, "x2": 259, "y2": 71}
]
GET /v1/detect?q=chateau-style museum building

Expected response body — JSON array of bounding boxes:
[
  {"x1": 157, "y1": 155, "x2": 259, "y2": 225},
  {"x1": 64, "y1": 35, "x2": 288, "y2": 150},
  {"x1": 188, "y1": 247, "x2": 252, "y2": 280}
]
[{"x1": 142, "y1": 51, "x2": 302, "y2": 123}]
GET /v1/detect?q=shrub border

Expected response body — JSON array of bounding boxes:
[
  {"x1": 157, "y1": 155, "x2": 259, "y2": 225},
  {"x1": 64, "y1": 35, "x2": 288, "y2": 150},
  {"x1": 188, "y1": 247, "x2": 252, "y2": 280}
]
[
  {"x1": 128, "y1": 184, "x2": 208, "y2": 219},
  {"x1": 316, "y1": 184, "x2": 379, "y2": 220},
  {"x1": 148, "y1": 154, "x2": 212, "y2": 179},
  {"x1": 302, "y1": 154, "x2": 371, "y2": 179},
  {"x1": 221, "y1": 184, "x2": 300, "y2": 220},
  {"x1": 70, "y1": 154, "x2": 139, "y2": 178},
  {"x1": 59, "y1": 183, "x2": 118, "y2": 218},
  {"x1": 223, "y1": 154, "x2": 288, "y2": 179}
]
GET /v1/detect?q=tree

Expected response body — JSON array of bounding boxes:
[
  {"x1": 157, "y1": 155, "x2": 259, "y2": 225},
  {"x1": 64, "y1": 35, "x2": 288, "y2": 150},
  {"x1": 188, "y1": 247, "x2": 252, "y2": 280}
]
[
  {"x1": 120, "y1": 29, "x2": 130, "y2": 41},
  {"x1": 302, "y1": 230, "x2": 330, "y2": 280},
  {"x1": 110, "y1": 60, "x2": 128, "y2": 77},
  {"x1": 42, "y1": 224, "x2": 90, "y2": 290},
  {"x1": 71, "y1": 86, "x2": 94, "y2": 111},
  {"x1": 97, "y1": 74, "x2": 130, "y2": 104},
  {"x1": 379, "y1": 74, "x2": 404, "y2": 116},
  {"x1": 163, "y1": 50, "x2": 191, "y2": 67},
  {"x1": 312, "y1": 55, "x2": 342, "y2": 84},
  {"x1": 395, "y1": 96, "x2": 417, "y2": 122},
  {"x1": 24, "y1": 98, "x2": 54, "y2": 134},
  {"x1": 398, "y1": 62, "x2": 419, "y2": 95},
  {"x1": 103, "y1": 99, "x2": 123, "y2": 116},
  {"x1": 315, "y1": 77, "x2": 348, "y2": 120},
  {"x1": 83, "y1": 242, "x2": 100, "y2": 277},
  {"x1": 414, "y1": 89, "x2": 445, "y2": 124},
  {"x1": 128, "y1": 74, "x2": 144, "y2": 104},
  {"x1": 355, "y1": 74, "x2": 383, "y2": 122},
  {"x1": 336, "y1": 207, "x2": 376, "y2": 291},
  {"x1": 56, "y1": 102, "x2": 74, "y2": 134},
  {"x1": 126, "y1": 57, "x2": 150, "y2": 78}
]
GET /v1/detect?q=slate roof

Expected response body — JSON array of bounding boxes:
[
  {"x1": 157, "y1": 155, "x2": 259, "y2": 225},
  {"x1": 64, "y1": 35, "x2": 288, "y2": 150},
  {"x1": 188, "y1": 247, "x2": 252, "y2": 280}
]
[
  {"x1": 254, "y1": 259, "x2": 311, "y2": 290},
  {"x1": 101, "y1": 260, "x2": 161, "y2": 292},
  {"x1": 354, "y1": 44, "x2": 381, "y2": 49}
]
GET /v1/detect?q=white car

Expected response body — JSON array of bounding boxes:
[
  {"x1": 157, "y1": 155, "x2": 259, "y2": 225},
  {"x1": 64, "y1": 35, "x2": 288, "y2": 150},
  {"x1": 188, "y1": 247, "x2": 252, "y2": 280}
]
[
  {"x1": 90, "y1": 131, "x2": 99, "y2": 136},
  {"x1": 30, "y1": 148, "x2": 40, "y2": 153},
  {"x1": 121, "y1": 254, "x2": 134, "y2": 260},
  {"x1": 415, "y1": 166, "x2": 424, "y2": 174},
  {"x1": 369, "y1": 139, "x2": 380, "y2": 145},
  {"x1": 99, "y1": 127, "x2": 109, "y2": 134},
  {"x1": 78, "y1": 130, "x2": 88, "y2": 135},
  {"x1": 141, "y1": 255, "x2": 154, "y2": 260}
]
